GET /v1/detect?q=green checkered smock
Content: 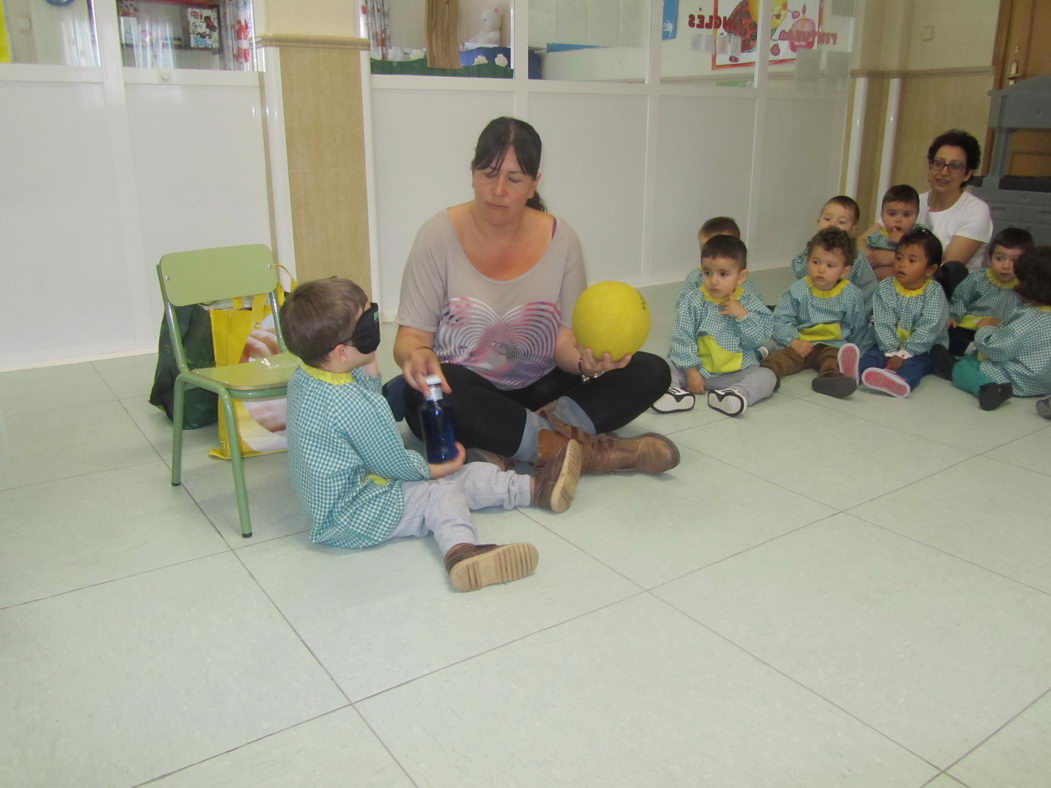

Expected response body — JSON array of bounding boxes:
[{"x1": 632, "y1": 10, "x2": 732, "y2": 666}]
[
  {"x1": 771, "y1": 276, "x2": 871, "y2": 349},
  {"x1": 949, "y1": 269, "x2": 1021, "y2": 328},
  {"x1": 872, "y1": 277, "x2": 949, "y2": 356},
  {"x1": 669, "y1": 285, "x2": 773, "y2": 379},
  {"x1": 974, "y1": 305, "x2": 1051, "y2": 396},
  {"x1": 792, "y1": 249, "x2": 877, "y2": 308},
  {"x1": 285, "y1": 365, "x2": 430, "y2": 549}
]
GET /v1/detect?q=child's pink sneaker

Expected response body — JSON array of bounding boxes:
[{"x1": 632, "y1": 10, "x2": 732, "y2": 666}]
[
  {"x1": 861, "y1": 367, "x2": 911, "y2": 398},
  {"x1": 837, "y1": 343, "x2": 860, "y2": 383}
]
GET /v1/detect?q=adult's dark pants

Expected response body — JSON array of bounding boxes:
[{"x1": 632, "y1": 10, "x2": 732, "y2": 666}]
[
  {"x1": 402, "y1": 351, "x2": 671, "y2": 457},
  {"x1": 934, "y1": 260, "x2": 969, "y2": 301}
]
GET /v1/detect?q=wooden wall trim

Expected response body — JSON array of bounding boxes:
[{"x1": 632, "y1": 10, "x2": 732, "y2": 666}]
[{"x1": 257, "y1": 34, "x2": 370, "y2": 50}]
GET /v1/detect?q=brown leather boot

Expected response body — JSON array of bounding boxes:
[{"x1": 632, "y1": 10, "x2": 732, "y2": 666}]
[
  {"x1": 444, "y1": 542, "x2": 539, "y2": 592},
  {"x1": 532, "y1": 431, "x2": 582, "y2": 513},
  {"x1": 538, "y1": 405, "x2": 680, "y2": 474}
]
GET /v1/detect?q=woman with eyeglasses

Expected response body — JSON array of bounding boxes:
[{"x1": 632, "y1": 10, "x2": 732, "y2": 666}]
[{"x1": 918, "y1": 130, "x2": 994, "y2": 297}]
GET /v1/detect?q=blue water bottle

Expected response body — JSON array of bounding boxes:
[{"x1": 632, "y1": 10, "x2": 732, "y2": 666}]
[{"x1": 419, "y1": 375, "x2": 457, "y2": 463}]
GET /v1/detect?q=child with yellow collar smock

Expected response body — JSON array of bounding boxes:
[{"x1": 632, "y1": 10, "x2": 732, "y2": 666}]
[
  {"x1": 932, "y1": 246, "x2": 1051, "y2": 411},
  {"x1": 665, "y1": 235, "x2": 775, "y2": 417},
  {"x1": 946, "y1": 227, "x2": 1033, "y2": 356},
  {"x1": 760, "y1": 228, "x2": 871, "y2": 398},
  {"x1": 281, "y1": 277, "x2": 582, "y2": 592},
  {"x1": 837, "y1": 228, "x2": 949, "y2": 399},
  {"x1": 790, "y1": 195, "x2": 878, "y2": 308}
]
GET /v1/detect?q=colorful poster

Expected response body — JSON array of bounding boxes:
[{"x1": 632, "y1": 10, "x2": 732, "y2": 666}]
[
  {"x1": 187, "y1": 7, "x2": 220, "y2": 50},
  {"x1": 685, "y1": 0, "x2": 829, "y2": 69},
  {"x1": 663, "y1": 0, "x2": 680, "y2": 41}
]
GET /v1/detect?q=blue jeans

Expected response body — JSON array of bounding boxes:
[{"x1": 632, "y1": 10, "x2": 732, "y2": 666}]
[{"x1": 859, "y1": 347, "x2": 934, "y2": 391}]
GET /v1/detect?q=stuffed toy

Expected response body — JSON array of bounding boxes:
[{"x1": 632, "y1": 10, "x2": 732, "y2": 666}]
[{"x1": 466, "y1": 7, "x2": 502, "y2": 47}]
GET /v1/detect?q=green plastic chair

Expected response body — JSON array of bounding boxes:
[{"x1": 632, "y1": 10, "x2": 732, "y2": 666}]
[{"x1": 157, "y1": 244, "x2": 299, "y2": 538}]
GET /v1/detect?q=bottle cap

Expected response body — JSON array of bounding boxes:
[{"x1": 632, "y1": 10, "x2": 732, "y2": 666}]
[{"x1": 424, "y1": 375, "x2": 442, "y2": 387}]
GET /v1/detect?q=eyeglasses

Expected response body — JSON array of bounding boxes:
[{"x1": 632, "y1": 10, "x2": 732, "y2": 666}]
[{"x1": 928, "y1": 158, "x2": 968, "y2": 174}]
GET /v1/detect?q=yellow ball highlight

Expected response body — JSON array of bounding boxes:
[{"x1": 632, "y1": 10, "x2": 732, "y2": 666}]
[{"x1": 572, "y1": 281, "x2": 651, "y2": 362}]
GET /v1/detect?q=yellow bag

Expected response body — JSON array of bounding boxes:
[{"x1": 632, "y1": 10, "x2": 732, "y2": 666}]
[{"x1": 208, "y1": 271, "x2": 295, "y2": 460}]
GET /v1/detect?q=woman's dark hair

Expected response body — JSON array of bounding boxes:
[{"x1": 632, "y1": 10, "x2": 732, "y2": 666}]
[
  {"x1": 927, "y1": 129, "x2": 981, "y2": 185},
  {"x1": 471, "y1": 116, "x2": 546, "y2": 212},
  {"x1": 898, "y1": 227, "x2": 943, "y2": 269},
  {"x1": 1014, "y1": 246, "x2": 1051, "y2": 306},
  {"x1": 280, "y1": 277, "x2": 369, "y2": 367}
]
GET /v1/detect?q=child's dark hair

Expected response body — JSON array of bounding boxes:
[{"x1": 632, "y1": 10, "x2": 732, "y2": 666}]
[
  {"x1": 898, "y1": 227, "x2": 943, "y2": 269},
  {"x1": 806, "y1": 227, "x2": 856, "y2": 263},
  {"x1": 280, "y1": 277, "x2": 369, "y2": 367},
  {"x1": 990, "y1": 226, "x2": 1035, "y2": 253},
  {"x1": 927, "y1": 129, "x2": 981, "y2": 185},
  {"x1": 1014, "y1": 247, "x2": 1051, "y2": 306},
  {"x1": 882, "y1": 184, "x2": 919, "y2": 209},
  {"x1": 699, "y1": 216, "x2": 740, "y2": 239},
  {"x1": 825, "y1": 195, "x2": 860, "y2": 225},
  {"x1": 472, "y1": 116, "x2": 545, "y2": 212},
  {"x1": 701, "y1": 235, "x2": 747, "y2": 269}
]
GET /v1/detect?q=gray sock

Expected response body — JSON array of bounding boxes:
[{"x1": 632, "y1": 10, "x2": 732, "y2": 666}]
[
  {"x1": 512, "y1": 409, "x2": 544, "y2": 463},
  {"x1": 543, "y1": 396, "x2": 596, "y2": 434}
]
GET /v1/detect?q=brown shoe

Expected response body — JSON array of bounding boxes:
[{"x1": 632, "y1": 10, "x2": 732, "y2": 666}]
[
  {"x1": 532, "y1": 431, "x2": 581, "y2": 513},
  {"x1": 539, "y1": 404, "x2": 680, "y2": 475},
  {"x1": 444, "y1": 542, "x2": 539, "y2": 592}
]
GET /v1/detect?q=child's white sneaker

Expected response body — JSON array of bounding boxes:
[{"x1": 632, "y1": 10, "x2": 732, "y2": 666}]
[
  {"x1": 861, "y1": 367, "x2": 911, "y2": 398},
  {"x1": 707, "y1": 387, "x2": 747, "y2": 416},
  {"x1": 651, "y1": 386, "x2": 696, "y2": 413}
]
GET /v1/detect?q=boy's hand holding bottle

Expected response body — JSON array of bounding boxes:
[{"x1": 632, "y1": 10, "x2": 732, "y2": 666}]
[{"x1": 428, "y1": 442, "x2": 466, "y2": 479}]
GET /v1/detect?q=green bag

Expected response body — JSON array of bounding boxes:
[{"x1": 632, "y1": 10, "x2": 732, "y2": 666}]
[{"x1": 149, "y1": 304, "x2": 218, "y2": 429}]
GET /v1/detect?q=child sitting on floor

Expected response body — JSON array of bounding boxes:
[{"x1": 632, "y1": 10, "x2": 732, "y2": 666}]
[
  {"x1": 790, "y1": 195, "x2": 878, "y2": 307},
  {"x1": 280, "y1": 277, "x2": 582, "y2": 592},
  {"x1": 931, "y1": 246, "x2": 1051, "y2": 411},
  {"x1": 837, "y1": 228, "x2": 948, "y2": 399},
  {"x1": 760, "y1": 228, "x2": 870, "y2": 398},
  {"x1": 946, "y1": 227, "x2": 1034, "y2": 355},
  {"x1": 661, "y1": 235, "x2": 776, "y2": 417},
  {"x1": 858, "y1": 184, "x2": 927, "y2": 281}
]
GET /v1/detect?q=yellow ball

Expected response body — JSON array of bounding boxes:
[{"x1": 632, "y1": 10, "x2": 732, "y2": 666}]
[{"x1": 572, "y1": 281, "x2": 651, "y2": 361}]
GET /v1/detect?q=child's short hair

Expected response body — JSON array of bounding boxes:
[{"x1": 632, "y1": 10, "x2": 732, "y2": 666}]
[
  {"x1": 990, "y1": 226, "x2": 1035, "y2": 253},
  {"x1": 882, "y1": 184, "x2": 919, "y2": 209},
  {"x1": 824, "y1": 195, "x2": 861, "y2": 225},
  {"x1": 898, "y1": 227, "x2": 943, "y2": 269},
  {"x1": 701, "y1": 235, "x2": 747, "y2": 269},
  {"x1": 280, "y1": 277, "x2": 370, "y2": 367},
  {"x1": 806, "y1": 227, "x2": 856, "y2": 263},
  {"x1": 699, "y1": 216, "x2": 741, "y2": 240},
  {"x1": 1014, "y1": 247, "x2": 1051, "y2": 305}
]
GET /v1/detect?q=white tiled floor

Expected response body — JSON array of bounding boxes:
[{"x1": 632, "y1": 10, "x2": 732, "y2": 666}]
[{"x1": 2, "y1": 276, "x2": 1050, "y2": 787}]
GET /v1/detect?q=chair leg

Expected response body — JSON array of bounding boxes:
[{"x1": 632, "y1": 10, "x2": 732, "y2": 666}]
[
  {"x1": 218, "y1": 392, "x2": 253, "y2": 538},
  {"x1": 171, "y1": 379, "x2": 186, "y2": 486}
]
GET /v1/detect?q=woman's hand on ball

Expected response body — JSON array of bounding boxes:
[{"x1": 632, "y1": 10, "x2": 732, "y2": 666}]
[{"x1": 579, "y1": 346, "x2": 632, "y2": 377}]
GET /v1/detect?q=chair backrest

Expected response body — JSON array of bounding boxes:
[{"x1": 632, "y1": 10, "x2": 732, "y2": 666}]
[{"x1": 157, "y1": 244, "x2": 279, "y2": 307}]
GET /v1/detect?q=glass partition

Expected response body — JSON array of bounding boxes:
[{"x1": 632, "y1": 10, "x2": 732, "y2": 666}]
[
  {"x1": 118, "y1": 0, "x2": 255, "y2": 71},
  {"x1": 1, "y1": 0, "x2": 99, "y2": 66},
  {"x1": 529, "y1": 0, "x2": 649, "y2": 82},
  {"x1": 765, "y1": 0, "x2": 856, "y2": 92},
  {"x1": 660, "y1": 0, "x2": 757, "y2": 86}
]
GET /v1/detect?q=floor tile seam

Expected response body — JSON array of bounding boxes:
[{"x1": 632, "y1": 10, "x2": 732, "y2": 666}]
[
  {"x1": 231, "y1": 549, "x2": 353, "y2": 706},
  {"x1": 349, "y1": 704, "x2": 423, "y2": 788},
  {"x1": 515, "y1": 508, "x2": 654, "y2": 590},
  {"x1": 789, "y1": 394, "x2": 994, "y2": 455},
  {"x1": 846, "y1": 507, "x2": 1051, "y2": 598},
  {"x1": 228, "y1": 526, "x2": 311, "y2": 551},
  {"x1": 648, "y1": 594, "x2": 945, "y2": 773},
  {"x1": 922, "y1": 770, "x2": 971, "y2": 788},
  {"x1": 977, "y1": 444, "x2": 1051, "y2": 478},
  {"x1": 132, "y1": 703, "x2": 358, "y2": 786},
  {"x1": 117, "y1": 397, "x2": 185, "y2": 466},
  {"x1": 644, "y1": 511, "x2": 842, "y2": 591},
  {"x1": 834, "y1": 451, "x2": 977, "y2": 511},
  {"x1": 350, "y1": 587, "x2": 651, "y2": 705},
  {"x1": 934, "y1": 684, "x2": 1051, "y2": 784},
  {"x1": 0, "y1": 455, "x2": 163, "y2": 494},
  {"x1": 660, "y1": 443, "x2": 862, "y2": 512},
  {"x1": 0, "y1": 546, "x2": 235, "y2": 612}
]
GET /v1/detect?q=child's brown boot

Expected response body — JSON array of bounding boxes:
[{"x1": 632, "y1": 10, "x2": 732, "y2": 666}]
[
  {"x1": 539, "y1": 405, "x2": 679, "y2": 475},
  {"x1": 444, "y1": 543, "x2": 539, "y2": 592},
  {"x1": 532, "y1": 431, "x2": 582, "y2": 513}
]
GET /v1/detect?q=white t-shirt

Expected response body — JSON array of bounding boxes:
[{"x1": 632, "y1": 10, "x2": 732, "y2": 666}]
[{"x1": 918, "y1": 190, "x2": 993, "y2": 271}]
